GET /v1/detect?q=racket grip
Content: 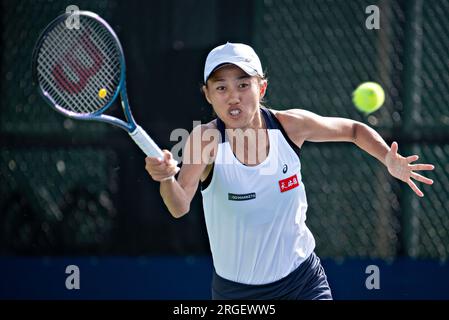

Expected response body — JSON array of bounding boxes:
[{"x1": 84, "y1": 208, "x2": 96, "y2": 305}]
[
  {"x1": 129, "y1": 126, "x2": 178, "y2": 182},
  {"x1": 130, "y1": 125, "x2": 165, "y2": 158}
]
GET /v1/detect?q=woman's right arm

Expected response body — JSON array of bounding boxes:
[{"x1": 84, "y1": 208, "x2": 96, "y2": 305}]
[{"x1": 145, "y1": 123, "x2": 217, "y2": 218}]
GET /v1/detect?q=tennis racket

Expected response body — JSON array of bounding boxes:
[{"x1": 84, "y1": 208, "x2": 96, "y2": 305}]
[{"x1": 32, "y1": 11, "x2": 176, "y2": 170}]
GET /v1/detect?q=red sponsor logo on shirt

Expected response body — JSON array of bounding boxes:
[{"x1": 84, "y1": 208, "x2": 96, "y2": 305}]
[{"x1": 279, "y1": 174, "x2": 299, "y2": 193}]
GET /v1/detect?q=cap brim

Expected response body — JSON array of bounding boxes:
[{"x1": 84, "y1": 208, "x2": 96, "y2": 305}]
[{"x1": 205, "y1": 62, "x2": 259, "y2": 82}]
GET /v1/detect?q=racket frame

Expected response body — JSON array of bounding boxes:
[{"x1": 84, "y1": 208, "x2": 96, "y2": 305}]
[
  {"x1": 32, "y1": 11, "x2": 136, "y2": 132},
  {"x1": 32, "y1": 11, "x2": 173, "y2": 166}
]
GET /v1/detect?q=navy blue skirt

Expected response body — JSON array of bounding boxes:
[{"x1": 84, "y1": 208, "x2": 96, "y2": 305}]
[{"x1": 211, "y1": 252, "x2": 332, "y2": 300}]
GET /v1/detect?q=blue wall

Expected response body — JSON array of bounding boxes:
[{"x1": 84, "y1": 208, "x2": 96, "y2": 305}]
[{"x1": 1, "y1": 256, "x2": 448, "y2": 300}]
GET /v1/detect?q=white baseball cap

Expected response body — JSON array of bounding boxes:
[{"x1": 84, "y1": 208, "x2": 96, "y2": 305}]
[{"x1": 204, "y1": 42, "x2": 264, "y2": 83}]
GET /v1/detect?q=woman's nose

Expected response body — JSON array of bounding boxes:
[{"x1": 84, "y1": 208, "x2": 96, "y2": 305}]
[{"x1": 227, "y1": 89, "x2": 240, "y2": 105}]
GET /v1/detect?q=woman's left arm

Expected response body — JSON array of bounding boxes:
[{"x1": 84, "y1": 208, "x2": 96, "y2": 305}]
[{"x1": 277, "y1": 109, "x2": 435, "y2": 197}]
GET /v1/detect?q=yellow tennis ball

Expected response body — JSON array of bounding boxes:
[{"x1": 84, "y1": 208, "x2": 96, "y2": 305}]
[
  {"x1": 352, "y1": 82, "x2": 385, "y2": 114},
  {"x1": 98, "y1": 88, "x2": 107, "y2": 99}
]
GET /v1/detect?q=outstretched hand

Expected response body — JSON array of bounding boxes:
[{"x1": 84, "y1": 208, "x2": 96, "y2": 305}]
[{"x1": 385, "y1": 142, "x2": 434, "y2": 197}]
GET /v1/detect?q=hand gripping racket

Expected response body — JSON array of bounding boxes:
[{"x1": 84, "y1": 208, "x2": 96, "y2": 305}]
[{"x1": 32, "y1": 11, "x2": 177, "y2": 177}]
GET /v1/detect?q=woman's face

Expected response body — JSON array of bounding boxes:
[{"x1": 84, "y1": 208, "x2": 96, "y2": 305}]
[{"x1": 203, "y1": 64, "x2": 267, "y2": 129}]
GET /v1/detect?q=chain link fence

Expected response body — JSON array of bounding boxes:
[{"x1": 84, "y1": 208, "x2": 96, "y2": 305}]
[
  {"x1": 0, "y1": 0, "x2": 117, "y2": 136},
  {"x1": 405, "y1": 0, "x2": 449, "y2": 134},
  {"x1": 254, "y1": 0, "x2": 406, "y2": 131},
  {"x1": 300, "y1": 143, "x2": 401, "y2": 259},
  {"x1": 0, "y1": 0, "x2": 120, "y2": 254},
  {"x1": 0, "y1": 0, "x2": 447, "y2": 260},
  {"x1": 402, "y1": 144, "x2": 449, "y2": 261},
  {"x1": 0, "y1": 0, "x2": 211, "y2": 256},
  {"x1": 0, "y1": 148, "x2": 118, "y2": 254},
  {"x1": 254, "y1": 0, "x2": 448, "y2": 259}
]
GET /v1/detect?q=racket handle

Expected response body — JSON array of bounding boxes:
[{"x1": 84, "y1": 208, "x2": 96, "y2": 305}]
[
  {"x1": 130, "y1": 125, "x2": 165, "y2": 158},
  {"x1": 129, "y1": 126, "x2": 179, "y2": 182}
]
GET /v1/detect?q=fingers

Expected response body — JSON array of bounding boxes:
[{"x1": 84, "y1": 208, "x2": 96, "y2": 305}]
[
  {"x1": 162, "y1": 149, "x2": 179, "y2": 166},
  {"x1": 145, "y1": 157, "x2": 162, "y2": 175},
  {"x1": 145, "y1": 152, "x2": 179, "y2": 182},
  {"x1": 406, "y1": 155, "x2": 419, "y2": 163},
  {"x1": 147, "y1": 166, "x2": 179, "y2": 182},
  {"x1": 411, "y1": 172, "x2": 434, "y2": 185},
  {"x1": 390, "y1": 141, "x2": 398, "y2": 155},
  {"x1": 151, "y1": 166, "x2": 179, "y2": 181},
  {"x1": 162, "y1": 149, "x2": 172, "y2": 162},
  {"x1": 145, "y1": 155, "x2": 163, "y2": 165},
  {"x1": 410, "y1": 163, "x2": 435, "y2": 171},
  {"x1": 407, "y1": 179, "x2": 424, "y2": 197}
]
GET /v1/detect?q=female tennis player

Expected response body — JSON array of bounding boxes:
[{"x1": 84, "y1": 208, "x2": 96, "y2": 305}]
[{"x1": 145, "y1": 42, "x2": 435, "y2": 300}]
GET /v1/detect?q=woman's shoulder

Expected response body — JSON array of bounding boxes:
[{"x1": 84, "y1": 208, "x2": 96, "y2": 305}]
[
  {"x1": 268, "y1": 108, "x2": 309, "y2": 128},
  {"x1": 268, "y1": 107, "x2": 311, "y2": 146}
]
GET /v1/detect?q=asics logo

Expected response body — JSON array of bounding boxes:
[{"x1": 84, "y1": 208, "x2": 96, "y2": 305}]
[{"x1": 282, "y1": 164, "x2": 288, "y2": 174}]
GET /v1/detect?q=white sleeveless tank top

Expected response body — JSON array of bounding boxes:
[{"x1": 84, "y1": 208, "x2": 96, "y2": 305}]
[{"x1": 201, "y1": 108, "x2": 315, "y2": 285}]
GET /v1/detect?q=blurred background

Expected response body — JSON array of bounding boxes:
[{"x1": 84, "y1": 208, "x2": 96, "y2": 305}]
[{"x1": 0, "y1": 0, "x2": 448, "y2": 299}]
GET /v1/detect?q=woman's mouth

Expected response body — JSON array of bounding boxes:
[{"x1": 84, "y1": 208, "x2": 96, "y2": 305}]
[{"x1": 229, "y1": 108, "x2": 241, "y2": 117}]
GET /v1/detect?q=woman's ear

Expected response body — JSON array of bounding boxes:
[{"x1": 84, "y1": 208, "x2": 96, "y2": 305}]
[
  {"x1": 202, "y1": 85, "x2": 212, "y2": 104},
  {"x1": 259, "y1": 80, "x2": 268, "y2": 99}
]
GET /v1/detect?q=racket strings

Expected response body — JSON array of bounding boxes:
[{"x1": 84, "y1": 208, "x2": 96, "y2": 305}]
[
  {"x1": 39, "y1": 24, "x2": 92, "y2": 112},
  {"x1": 79, "y1": 23, "x2": 121, "y2": 96},
  {"x1": 39, "y1": 27, "x2": 87, "y2": 113},
  {"x1": 39, "y1": 25, "x2": 102, "y2": 113},
  {"x1": 51, "y1": 19, "x2": 120, "y2": 110},
  {"x1": 41, "y1": 41, "x2": 94, "y2": 113},
  {"x1": 62, "y1": 19, "x2": 120, "y2": 110},
  {"x1": 50, "y1": 24, "x2": 110, "y2": 111},
  {"x1": 37, "y1": 15, "x2": 121, "y2": 115}
]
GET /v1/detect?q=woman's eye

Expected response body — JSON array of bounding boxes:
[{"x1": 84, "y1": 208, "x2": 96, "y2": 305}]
[
  {"x1": 239, "y1": 83, "x2": 249, "y2": 88},
  {"x1": 216, "y1": 86, "x2": 225, "y2": 91}
]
